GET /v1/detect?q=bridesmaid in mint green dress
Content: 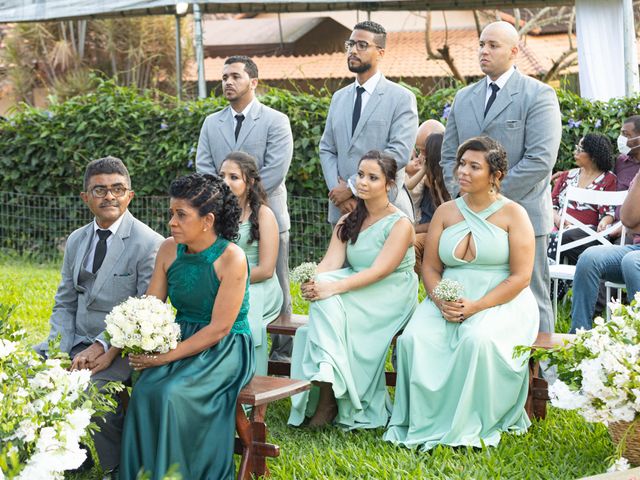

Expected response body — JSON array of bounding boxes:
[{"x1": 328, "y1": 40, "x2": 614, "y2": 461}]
[
  {"x1": 384, "y1": 136, "x2": 539, "y2": 450},
  {"x1": 221, "y1": 152, "x2": 283, "y2": 375},
  {"x1": 288, "y1": 151, "x2": 418, "y2": 429},
  {"x1": 121, "y1": 173, "x2": 254, "y2": 480}
]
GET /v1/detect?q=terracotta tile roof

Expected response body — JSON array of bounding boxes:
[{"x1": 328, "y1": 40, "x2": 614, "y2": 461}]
[{"x1": 184, "y1": 29, "x2": 582, "y2": 81}]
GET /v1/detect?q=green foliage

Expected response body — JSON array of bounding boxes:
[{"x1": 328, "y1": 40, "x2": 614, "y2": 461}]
[{"x1": 2, "y1": 79, "x2": 638, "y2": 200}]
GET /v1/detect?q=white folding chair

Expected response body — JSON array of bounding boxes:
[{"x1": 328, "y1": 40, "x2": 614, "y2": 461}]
[{"x1": 549, "y1": 186, "x2": 628, "y2": 319}]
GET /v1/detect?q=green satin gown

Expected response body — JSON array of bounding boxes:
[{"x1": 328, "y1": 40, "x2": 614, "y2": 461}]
[
  {"x1": 121, "y1": 238, "x2": 254, "y2": 480},
  {"x1": 236, "y1": 221, "x2": 283, "y2": 375},
  {"x1": 384, "y1": 197, "x2": 539, "y2": 450},
  {"x1": 288, "y1": 212, "x2": 418, "y2": 430}
]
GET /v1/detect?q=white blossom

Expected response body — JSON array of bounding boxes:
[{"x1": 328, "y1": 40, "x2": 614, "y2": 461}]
[{"x1": 607, "y1": 457, "x2": 630, "y2": 472}]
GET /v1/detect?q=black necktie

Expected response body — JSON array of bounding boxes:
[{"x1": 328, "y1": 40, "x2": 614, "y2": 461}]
[
  {"x1": 92, "y1": 229, "x2": 111, "y2": 274},
  {"x1": 234, "y1": 114, "x2": 245, "y2": 141},
  {"x1": 484, "y1": 83, "x2": 500, "y2": 118},
  {"x1": 352, "y1": 86, "x2": 366, "y2": 135}
]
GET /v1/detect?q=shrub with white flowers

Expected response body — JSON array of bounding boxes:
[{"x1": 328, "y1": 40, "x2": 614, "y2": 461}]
[
  {"x1": 520, "y1": 293, "x2": 640, "y2": 471},
  {"x1": 104, "y1": 295, "x2": 180, "y2": 356},
  {"x1": 0, "y1": 305, "x2": 119, "y2": 480}
]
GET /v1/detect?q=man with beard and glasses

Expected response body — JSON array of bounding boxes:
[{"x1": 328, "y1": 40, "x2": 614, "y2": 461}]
[
  {"x1": 195, "y1": 55, "x2": 295, "y2": 361},
  {"x1": 319, "y1": 21, "x2": 418, "y2": 225},
  {"x1": 35, "y1": 157, "x2": 163, "y2": 477}
]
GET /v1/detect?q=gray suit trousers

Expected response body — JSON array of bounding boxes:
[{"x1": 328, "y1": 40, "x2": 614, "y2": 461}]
[
  {"x1": 270, "y1": 230, "x2": 293, "y2": 360},
  {"x1": 70, "y1": 344, "x2": 131, "y2": 471},
  {"x1": 532, "y1": 235, "x2": 554, "y2": 333}
]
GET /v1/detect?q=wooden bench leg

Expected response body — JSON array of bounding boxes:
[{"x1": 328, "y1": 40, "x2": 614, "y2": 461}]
[
  {"x1": 526, "y1": 359, "x2": 549, "y2": 420},
  {"x1": 250, "y1": 405, "x2": 269, "y2": 478},
  {"x1": 236, "y1": 403, "x2": 253, "y2": 480}
]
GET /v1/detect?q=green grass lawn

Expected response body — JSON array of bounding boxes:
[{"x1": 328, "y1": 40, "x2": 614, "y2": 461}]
[{"x1": 0, "y1": 259, "x2": 614, "y2": 479}]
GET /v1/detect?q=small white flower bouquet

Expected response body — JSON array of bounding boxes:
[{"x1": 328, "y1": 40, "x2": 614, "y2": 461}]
[
  {"x1": 522, "y1": 293, "x2": 640, "y2": 469},
  {"x1": 105, "y1": 295, "x2": 181, "y2": 356},
  {"x1": 432, "y1": 278, "x2": 464, "y2": 302},
  {"x1": 290, "y1": 262, "x2": 318, "y2": 285}
]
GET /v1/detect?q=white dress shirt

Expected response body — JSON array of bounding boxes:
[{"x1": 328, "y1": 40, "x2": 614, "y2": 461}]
[
  {"x1": 353, "y1": 71, "x2": 382, "y2": 115},
  {"x1": 484, "y1": 66, "x2": 516, "y2": 107},
  {"x1": 231, "y1": 98, "x2": 256, "y2": 130},
  {"x1": 84, "y1": 213, "x2": 125, "y2": 272}
]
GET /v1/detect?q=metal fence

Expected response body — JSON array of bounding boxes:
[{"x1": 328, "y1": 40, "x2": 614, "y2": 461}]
[{"x1": 0, "y1": 192, "x2": 332, "y2": 266}]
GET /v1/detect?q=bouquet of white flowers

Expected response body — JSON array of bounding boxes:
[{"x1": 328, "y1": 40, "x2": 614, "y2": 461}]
[
  {"x1": 104, "y1": 295, "x2": 181, "y2": 356},
  {"x1": 522, "y1": 293, "x2": 640, "y2": 471},
  {"x1": 0, "y1": 306, "x2": 119, "y2": 480},
  {"x1": 432, "y1": 278, "x2": 464, "y2": 302},
  {"x1": 290, "y1": 262, "x2": 318, "y2": 285}
]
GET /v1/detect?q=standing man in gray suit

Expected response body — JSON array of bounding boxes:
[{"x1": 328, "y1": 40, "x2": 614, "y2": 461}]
[
  {"x1": 196, "y1": 55, "x2": 294, "y2": 360},
  {"x1": 440, "y1": 21, "x2": 562, "y2": 333},
  {"x1": 35, "y1": 157, "x2": 163, "y2": 475},
  {"x1": 320, "y1": 21, "x2": 418, "y2": 224}
]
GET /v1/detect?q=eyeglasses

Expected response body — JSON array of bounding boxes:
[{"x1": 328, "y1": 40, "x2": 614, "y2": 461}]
[
  {"x1": 344, "y1": 40, "x2": 380, "y2": 52},
  {"x1": 90, "y1": 186, "x2": 129, "y2": 198}
]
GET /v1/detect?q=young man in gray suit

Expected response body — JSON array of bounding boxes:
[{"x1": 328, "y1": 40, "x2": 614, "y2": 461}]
[
  {"x1": 35, "y1": 157, "x2": 163, "y2": 475},
  {"x1": 440, "y1": 21, "x2": 562, "y2": 333},
  {"x1": 320, "y1": 21, "x2": 418, "y2": 225},
  {"x1": 195, "y1": 55, "x2": 294, "y2": 360}
]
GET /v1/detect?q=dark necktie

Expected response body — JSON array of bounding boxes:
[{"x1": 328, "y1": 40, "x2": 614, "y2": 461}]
[
  {"x1": 484, "y1": 83, "x2": 500, "y2": 118},
  {"x1": 234, "y1": 114, "x2": 245, "y2": 141},
  {"x1": 92, "y1": 229, "x2": 111, "y2": 274},
  {"x1": 352, "y1": 86, "x2": 366, "y2": 135}
]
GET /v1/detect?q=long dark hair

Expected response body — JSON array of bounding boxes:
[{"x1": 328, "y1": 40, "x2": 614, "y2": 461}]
[
  {"x1": 423, "y1": 133, "x2": 450, "y2": 207},
  {"x1": 169, "y1": 173, "x2": 241, "y2": 241},
  {"x1": 222, "y1": 152, "x2": 268, "y2": 243},
  {"x1": 336, "y1": 150, "x2": 397, "y2": 244}
]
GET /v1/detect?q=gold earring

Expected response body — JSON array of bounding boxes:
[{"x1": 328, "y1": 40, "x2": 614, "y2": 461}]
[
  {"x1": 203, "y1": 228, "x2": 207, "y2": 232},
  {"x1": 489, "y1": 182, "x2": 495, "y2": 194}
]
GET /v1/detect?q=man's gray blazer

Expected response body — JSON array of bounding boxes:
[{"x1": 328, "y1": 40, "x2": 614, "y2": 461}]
[
  {"x1": 440, "y1": 69, "x2": 562, "y2": 235},
  {"x1": 196, "y1": 100, "x2": 294, "y2": 233},
  {"x1": 36, "y1": 210, "x2": 164, "y2": 355},
  {"x1": 319, "y1": 75, "x2": 418, "y2": 224}
]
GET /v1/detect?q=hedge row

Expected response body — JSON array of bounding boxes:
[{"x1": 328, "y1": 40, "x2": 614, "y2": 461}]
[{"x1": 1, "y1": 79, "x2": 639, "y2": 198}]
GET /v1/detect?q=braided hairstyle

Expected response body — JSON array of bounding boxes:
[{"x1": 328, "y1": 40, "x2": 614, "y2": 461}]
[
  {"x1": 222, "y1": 151, "x2": 268, "y2": 243},
  {"x1": 337, "y1": 150, "x2": 397, "y2": 244},
  {"x1": 423, "y1": 133, "x2": 450, "y2": 207},
  {"x1": 169, "y1": 173, "x2": 241, "y2": 241}
]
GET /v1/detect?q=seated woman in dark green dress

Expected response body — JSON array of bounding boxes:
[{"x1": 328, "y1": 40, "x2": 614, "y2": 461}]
[{"x1": 120, "y1": 173, "x2": 255, "y2": 480}]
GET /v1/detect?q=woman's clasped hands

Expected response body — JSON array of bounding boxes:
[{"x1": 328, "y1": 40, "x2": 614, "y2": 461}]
[
  {"x1": 301, "y1": 280, "x2": 338, "y2": 302},
  {"x1": 437, "y1": 297, "x2": 479, "y2": 323},
  {"x1": 128, "y1": 353, "x2": 169, "y2": 371}
]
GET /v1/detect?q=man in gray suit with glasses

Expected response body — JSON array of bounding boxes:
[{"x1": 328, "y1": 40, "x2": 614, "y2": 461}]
[
  {"x1": 320, "y1": 21, "x2": 418, "y2": 225},
  {"x1": 196, "y1": 55, "x2": 294, "y2": 360},
  {"x1": 440, "y1": 21, "x2": 562, "y2": 334},
  {"x1": 35, "y1": 156, "x2": 163, "y2": 475}
]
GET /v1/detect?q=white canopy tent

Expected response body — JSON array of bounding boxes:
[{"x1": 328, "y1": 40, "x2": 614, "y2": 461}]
[{"x1": 0, "y1": 0, "x2": 637, "y2": 100}]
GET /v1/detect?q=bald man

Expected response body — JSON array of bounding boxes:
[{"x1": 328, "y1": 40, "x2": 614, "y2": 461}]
[{"x1": 440, "y1": 21, "x2": 561, "y2": 333}]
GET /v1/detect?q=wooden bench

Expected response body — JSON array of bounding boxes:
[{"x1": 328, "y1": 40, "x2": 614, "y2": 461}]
[
  {"x1": 267, "y1": 313, "x2": 576, "y2": 420},
  {"x1": 235, "y1": 375, "x2": 310, "y2": 480}
]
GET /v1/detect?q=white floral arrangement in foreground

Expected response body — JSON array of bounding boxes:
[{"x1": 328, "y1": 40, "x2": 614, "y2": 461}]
[
  {"x1": 105, "y1": 295, "x2": 180, "y2": 356},
  {"x1": 0, "y1": 306, "x2": 119, "y2": 480},
  {"x1": 519, "y1": 293, "x2": 640, "y2": 472},
  {"x1": 290, "y1": 262, "x2": 318, "y2": 285},
  {"x1": 432, "y1": 278, "x2": 464, "y2": 302}
]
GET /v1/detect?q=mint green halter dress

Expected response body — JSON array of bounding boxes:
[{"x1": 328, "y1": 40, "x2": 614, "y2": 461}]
[
  {"x1": 236, "y1": 221, "x2": 283, "y2": 375},
  {"x1": 384, "y1": 197, "x2": 539, "y2": 450},
  {"x1": 288, "y1": 212, "x2": 419, "y2": 430},
  {"x1": 121, "y1": 238, "x2": 254, "y2": 480}
]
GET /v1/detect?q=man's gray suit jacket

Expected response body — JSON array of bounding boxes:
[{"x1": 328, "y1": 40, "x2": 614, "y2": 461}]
[
  {"x1": 36, "y1": 210, "x2": 164, "y2": 355},
  {"x1": 319, "y1": 75, "x2": 418, "y2": 224},
  {"x1": 440, "y1": 69, "x2": 562, "y2": 236},
  {"x1": 195, "y1": 100, "x2": 294, "y2": 233}
]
